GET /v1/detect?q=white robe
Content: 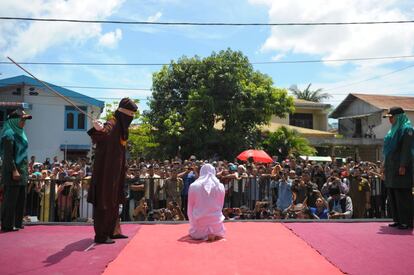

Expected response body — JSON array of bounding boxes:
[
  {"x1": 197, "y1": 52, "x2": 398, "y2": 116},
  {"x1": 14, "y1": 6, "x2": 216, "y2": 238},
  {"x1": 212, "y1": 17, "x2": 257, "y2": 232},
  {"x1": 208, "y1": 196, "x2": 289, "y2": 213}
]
[{"x1": 188, "y1": 164, "x2": 226, "y2": 240}]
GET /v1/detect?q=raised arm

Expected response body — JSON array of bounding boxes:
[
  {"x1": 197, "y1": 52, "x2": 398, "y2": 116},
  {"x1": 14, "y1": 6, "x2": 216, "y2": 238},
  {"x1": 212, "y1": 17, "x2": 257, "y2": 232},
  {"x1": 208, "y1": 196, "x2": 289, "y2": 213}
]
[{"x1": 87, "y1": 120, "x2": 115, "y2": 144}]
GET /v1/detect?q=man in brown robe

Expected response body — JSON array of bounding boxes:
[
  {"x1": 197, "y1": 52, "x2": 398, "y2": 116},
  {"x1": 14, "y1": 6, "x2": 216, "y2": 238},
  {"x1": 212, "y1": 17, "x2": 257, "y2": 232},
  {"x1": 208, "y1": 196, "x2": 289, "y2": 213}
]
[{"x1": 87, "y1": 98, "x2": 137, "y2": 244}]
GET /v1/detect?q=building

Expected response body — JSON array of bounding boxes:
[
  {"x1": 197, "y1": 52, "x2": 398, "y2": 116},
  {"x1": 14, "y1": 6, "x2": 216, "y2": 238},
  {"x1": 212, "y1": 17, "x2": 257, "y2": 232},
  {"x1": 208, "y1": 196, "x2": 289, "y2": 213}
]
[
  {"x1": 261, "y1": 99, "x2": 336, "y2": 152},
  {"x1": 265, "y1": 99, "x2": 331, "y2": 132},
  {"x1": 214, "y1": 98, "x2": 334, "y2": 141},
  {"x1": 0, "y1": 75, "x2": 104, "y2": 161},
  {"x1": 329, "y1": 93, "x2": 414, "y2": 161}
]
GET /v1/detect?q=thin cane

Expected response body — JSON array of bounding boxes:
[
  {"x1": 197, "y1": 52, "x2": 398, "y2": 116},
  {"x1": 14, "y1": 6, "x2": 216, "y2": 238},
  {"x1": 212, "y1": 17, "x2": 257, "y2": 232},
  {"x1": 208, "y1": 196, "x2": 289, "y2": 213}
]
[{"x1": 7, "y1": 56, "x2": 94, "y2": 120}]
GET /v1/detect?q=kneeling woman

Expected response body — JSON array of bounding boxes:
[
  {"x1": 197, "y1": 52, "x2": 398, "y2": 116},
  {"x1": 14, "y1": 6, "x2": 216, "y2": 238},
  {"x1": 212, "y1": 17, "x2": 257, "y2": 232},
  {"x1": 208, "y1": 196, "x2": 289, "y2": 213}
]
[{"x1": 188, "y1": 164, "x2": 225, "y2": 241}]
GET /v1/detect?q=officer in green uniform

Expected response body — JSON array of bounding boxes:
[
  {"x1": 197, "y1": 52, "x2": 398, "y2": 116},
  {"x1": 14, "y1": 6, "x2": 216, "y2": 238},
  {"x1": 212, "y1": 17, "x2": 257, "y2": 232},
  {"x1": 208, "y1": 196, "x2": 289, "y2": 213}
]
[
  {"x1": 0, "y1": 109, "x2": 32, "y2": 232},
  {"x1": 383, "y1": 107, "x2": 414, "y2": 230}
]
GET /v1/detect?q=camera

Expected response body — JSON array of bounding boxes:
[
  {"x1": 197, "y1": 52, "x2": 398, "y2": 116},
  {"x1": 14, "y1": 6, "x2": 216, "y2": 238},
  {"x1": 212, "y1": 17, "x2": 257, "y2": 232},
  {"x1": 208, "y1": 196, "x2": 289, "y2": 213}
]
[{"x1": 287, "y1": 211, "x2": 297, "y2": 219}]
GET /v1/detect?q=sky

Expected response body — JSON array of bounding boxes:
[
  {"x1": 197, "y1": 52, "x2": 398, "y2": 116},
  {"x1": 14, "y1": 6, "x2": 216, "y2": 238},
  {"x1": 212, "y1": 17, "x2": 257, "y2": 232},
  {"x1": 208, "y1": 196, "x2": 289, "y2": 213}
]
[{"x1": 1, "y1": 0, "x2": 414, "y2": 114}]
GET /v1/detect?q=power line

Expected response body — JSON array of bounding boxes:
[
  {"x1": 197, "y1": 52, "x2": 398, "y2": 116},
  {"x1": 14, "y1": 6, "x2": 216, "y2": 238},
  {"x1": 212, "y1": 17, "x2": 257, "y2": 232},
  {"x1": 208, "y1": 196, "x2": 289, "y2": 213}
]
[
  {"x1": 2, "y1": 55, "x2": 414, "y2": 66},
  {"x1": 61, "y1": 85, "x2": 151, "y2": 91},
  {"x1": 2, "y1": 79, "x2": 414, "y2": 97},
  {"x1": 324, "y1": 63, "x2": 414, "y2": 92},
  {"x1": 2, "y1": 88, "x2": 413, "y2": 101},
  {"x1": 1, "y1": 86, "x2": 413, "y2": 105},
  {"x1": 0, "y1": 81, "x2": 152, "y2": 91},
  {"x1": 1, "y1": 16, "x2": 414, "y2": 26}
]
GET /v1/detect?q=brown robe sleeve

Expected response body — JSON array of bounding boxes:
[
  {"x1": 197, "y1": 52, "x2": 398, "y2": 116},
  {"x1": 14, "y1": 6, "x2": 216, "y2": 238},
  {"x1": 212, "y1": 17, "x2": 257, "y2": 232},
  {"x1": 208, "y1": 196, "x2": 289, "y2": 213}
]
[{"x1": 87, "y1": 120, "x2": 115, "y2": 144}]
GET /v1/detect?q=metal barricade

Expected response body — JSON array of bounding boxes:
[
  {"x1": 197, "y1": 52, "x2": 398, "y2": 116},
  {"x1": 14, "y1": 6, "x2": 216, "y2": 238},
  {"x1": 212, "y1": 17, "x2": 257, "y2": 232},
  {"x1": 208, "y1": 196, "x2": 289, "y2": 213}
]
[{"x1": 23, "y1": 178, "x2": 93, "y2": 222}]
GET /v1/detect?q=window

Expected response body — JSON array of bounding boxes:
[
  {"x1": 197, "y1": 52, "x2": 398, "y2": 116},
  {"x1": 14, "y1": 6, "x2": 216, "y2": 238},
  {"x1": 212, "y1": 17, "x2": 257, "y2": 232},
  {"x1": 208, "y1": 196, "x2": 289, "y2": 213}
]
[
  {"x1": 65, "y1": 106, "x2": 87, "y2": 131},
  {"x1": 78, "y1": 113, "x2": 85, "y2": 129},
  {"x1": 289, "y1": 113, "x2": 313, "y2": 129},
  {"x1": 12, "y1": 88, "x2": 22, "y2": 95},
  {"x1": 67, "y1": 113, "x2": 74, "y2": 129}
]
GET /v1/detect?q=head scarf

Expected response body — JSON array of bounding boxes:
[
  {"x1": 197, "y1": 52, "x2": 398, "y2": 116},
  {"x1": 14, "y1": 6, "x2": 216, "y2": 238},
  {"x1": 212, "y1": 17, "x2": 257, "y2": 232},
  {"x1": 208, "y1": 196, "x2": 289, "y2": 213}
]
[
  {"x1": 194, "y1": 163, "x2": 221, "y2": 195},
  {"x1": 0, "y1": 118, "x2": 29, "y2": 165},
  {"x1": 115, "y1": 98, "x2": 138, "y2": 140},
  {"x1": 383, "y1": 113, "x2": 414, "y2": 157}
]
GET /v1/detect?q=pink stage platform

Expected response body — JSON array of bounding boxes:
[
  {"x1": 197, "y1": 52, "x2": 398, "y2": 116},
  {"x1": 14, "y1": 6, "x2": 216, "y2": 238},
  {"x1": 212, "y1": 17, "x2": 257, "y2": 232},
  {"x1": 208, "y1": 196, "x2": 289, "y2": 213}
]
[{"x1": 0, "y1": 222, "x2": 412, "y2": 275}]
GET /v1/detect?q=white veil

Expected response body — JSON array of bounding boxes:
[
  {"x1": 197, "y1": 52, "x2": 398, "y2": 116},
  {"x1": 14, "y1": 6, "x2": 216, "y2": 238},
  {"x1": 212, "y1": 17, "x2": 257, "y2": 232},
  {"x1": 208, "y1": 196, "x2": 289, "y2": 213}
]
[{"x1": 194, "y1": 163, "x2": 221, "y2": 195}]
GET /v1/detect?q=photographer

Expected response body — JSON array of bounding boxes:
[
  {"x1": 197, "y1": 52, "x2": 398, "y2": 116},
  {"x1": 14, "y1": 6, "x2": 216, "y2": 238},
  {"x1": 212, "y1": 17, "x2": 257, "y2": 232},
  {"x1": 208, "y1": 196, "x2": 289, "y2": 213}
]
[
  {"x1": 321, "y1": 170, "x2": 349, "y2": 198},
  {"x1": 292, "y1": 175, "x2": 318, "y2": 206},
  {"x1": 274, "y1": 171, "x2": 292, "y2": 213},
  {"x1": 285, "y1": 203, "x2": 312, "y2": 219},
  {"x1": 167, "y1": 201, "x2": 185, "y2": 221},
  {"x1": 312, "y1": 164, "x2": 327, "y2": 190},
  {"x1": 327, "y1": 181, "x2": 353, "y2": 219},
  {"x1": 254, "y1": 201, "x2": 271, "y2": 219},
  {"x1": 301, "y1": 172, "x2": 320, "y2": 208},
  {"x1": 310, "y1": 197, "x2": 329, "y2": 219}
]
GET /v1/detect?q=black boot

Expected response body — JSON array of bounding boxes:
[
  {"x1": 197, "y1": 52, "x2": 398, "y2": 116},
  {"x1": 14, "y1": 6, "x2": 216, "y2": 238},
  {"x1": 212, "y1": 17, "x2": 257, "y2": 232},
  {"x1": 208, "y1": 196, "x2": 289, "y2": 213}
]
[
  {"x1": 94, "y1": 237, "x2": 115, "y2": 244},
  {"x1": 111, "y1": 234, "x2": 128, "y2": 239}
]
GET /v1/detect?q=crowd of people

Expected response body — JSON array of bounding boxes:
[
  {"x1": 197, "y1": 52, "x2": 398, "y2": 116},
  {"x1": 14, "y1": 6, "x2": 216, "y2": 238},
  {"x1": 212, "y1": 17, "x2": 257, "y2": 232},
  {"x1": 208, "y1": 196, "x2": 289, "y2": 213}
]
[
  {"x1": 125, "y1": 155, "x2": 386, "y2": 221},
  {"x1": 21, "y1": 155, "x2": 93, "y2": 222},
  {"x1": 2, "y1": 102, "x2": 412, "y2": 244},
  {"x1": 5, "y1": 152, "x2": 391, "y2": 223}
]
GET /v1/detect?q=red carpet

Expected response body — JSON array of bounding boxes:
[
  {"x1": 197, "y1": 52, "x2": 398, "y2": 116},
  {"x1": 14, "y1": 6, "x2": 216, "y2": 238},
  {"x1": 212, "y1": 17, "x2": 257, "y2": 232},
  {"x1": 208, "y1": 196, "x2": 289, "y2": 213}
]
[
  {"x1": 3, "y1": 222, "x2": 410, "y2": 275},
  {"x1": 286, "y1": 222, "x2": 414, "y2": 275},
  {"x1": 104, "y1": 223, "x2": 342, "y2": 275},
  {"x1": 0, "y1": 224, "x2": 140, "y2": 275}
]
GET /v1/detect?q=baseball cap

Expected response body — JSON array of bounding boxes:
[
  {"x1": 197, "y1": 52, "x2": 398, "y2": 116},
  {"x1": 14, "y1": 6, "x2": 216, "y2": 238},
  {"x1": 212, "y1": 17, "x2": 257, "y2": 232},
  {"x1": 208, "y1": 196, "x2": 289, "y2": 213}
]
[
  {"x1": 7, "y1": 109, "x2": 32, "y2": 120},
  {"x1": 383, "y1": 106, "x2": 404, "y2": 118}
]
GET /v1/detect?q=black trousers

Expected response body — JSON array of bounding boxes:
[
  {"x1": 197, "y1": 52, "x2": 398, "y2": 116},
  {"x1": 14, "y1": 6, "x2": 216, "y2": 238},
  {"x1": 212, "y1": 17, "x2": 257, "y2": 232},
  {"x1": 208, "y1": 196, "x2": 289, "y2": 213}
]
[
  {"x1": 181, "y1": 195, "x2": 188, "y2": 219},
  {"x1": 1, "y1": 185, "x2": 26, "y2": 229},
  {"x1": 93, "y1": 206, "x2": 118, "y2": 241},
  {"x1": 388, "y1": 188, "x2": 413, "y2": 227}
]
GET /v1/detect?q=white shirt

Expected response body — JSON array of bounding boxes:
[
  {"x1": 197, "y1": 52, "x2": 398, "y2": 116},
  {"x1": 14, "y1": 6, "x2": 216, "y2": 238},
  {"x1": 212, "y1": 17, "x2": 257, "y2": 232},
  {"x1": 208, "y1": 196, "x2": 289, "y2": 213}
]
[{"x1": 188, "y1": 164, "x2": 226, "y2": 240}]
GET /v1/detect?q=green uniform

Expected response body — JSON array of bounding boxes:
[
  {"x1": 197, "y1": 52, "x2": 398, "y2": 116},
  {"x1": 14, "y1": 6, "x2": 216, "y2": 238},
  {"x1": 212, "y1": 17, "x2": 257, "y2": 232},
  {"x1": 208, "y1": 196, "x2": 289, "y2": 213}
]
[
  {"x1": 384, "y1": 115, "x2": 414, "y2": 228},
  {"x1": 1, "y1": 119, "x2": 29, "y2": 231},
  {"x1": 348, "y1": 176, "x2": 370, "y2": 218}
]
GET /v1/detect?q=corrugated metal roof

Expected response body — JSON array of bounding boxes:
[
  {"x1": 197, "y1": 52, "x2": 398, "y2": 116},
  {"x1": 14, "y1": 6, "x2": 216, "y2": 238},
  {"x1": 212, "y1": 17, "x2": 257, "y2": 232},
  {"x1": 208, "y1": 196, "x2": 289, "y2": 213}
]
[
  {"x1": 330, "y1": 93, "x2": 414, "y2": 118},
  {"x1": 0, "y1": 75, "x2": 105, "y2": 108},
  {"x1": 351, "y1": 93, "x2": 414, "y2": 111}
]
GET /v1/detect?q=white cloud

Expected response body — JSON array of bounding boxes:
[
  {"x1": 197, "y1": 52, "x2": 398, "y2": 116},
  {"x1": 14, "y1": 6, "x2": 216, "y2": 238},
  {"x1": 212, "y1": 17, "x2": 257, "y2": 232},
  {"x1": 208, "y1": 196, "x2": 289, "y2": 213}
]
[
  {"x1": 249, "y1": 0, "x2": 414, "y2": 65},
  {"x1": 147, "y1": 11, "x2": 162, "y2": 22},
  {"x1": 249, "y1": 0, "x2": 414, "y2": 110},
  {"x1": 290, "y1": 63, "x2": 414, "y2": 109},
  {"x1": 0, "y1": 0, "x2": 125, "y2": 60},
  {"x1": 98, "y1": 29, "x2": 123, "y2": 48},
  {"x1": 271, "y1": 53, "x2": 284, "y2": 61}
]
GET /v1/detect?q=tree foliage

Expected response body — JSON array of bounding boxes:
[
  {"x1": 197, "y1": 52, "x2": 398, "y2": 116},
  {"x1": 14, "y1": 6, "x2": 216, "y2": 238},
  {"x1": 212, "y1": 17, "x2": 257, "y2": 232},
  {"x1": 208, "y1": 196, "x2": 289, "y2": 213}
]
[
  {"x1": 102, "y1": 99, "x2": 141, "y2": 121},
  {"x1": 145, "y1": 49, "x2": 295, "y2": 159},
  {"x1": 102, "y1": 100, "x2": 159, "y2": 159},
  {"x1": 128, "y1": 118, "x2": 159, "y2": 159},
  {"x1": 289, "y1": 83, "x2": 331, "y2": 102},
  {"x1": 261, "y1": 126, "x2": 316, "y2": 160}
]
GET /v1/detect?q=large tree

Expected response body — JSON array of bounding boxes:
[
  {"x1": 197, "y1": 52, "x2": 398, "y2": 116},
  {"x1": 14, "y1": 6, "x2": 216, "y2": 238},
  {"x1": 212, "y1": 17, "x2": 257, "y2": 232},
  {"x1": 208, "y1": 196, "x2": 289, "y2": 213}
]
[
  {"x1": 261, "y1": 126, "x2": 316, "y2": 160},
  {"x1": 145, "y1": 49, "x2": 294, "y2": 159},
  {"x1": 289, "y1": 83, "x2": 331, "y2": 102},
  {"x1": 128, "y1": 119, "x2": 159, "y2": 160}
]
